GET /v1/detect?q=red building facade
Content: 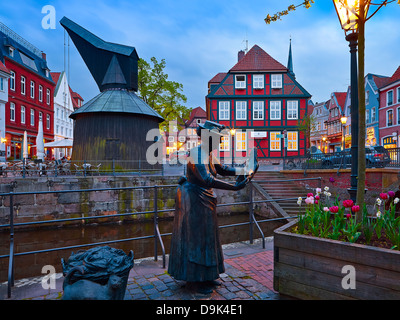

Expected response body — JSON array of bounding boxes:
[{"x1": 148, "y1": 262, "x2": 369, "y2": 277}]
[
  {"x1": 206, "y1": 44, "x2": 311, "y2": 161},
  {"x1": 378, "y1": 65, "x2": 400, "y2": 149},
  {"x1": 0, "y1": 23, "x2": 55, "y2": 160}
]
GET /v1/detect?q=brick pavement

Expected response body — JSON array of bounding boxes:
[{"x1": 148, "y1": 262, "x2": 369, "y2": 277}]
[{"x1": 3, "y1": 239, "x2": 281, "y2": 300}]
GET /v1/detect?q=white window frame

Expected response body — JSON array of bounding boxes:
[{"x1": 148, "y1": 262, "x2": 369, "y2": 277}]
[
  {"x1": 387, "y1": 109, "x2": 393, "y2": 127},
  {"x1": 287, "y1": 131, "x2": 298, "y2": 151},
  {"x1": 21, "y1": 76, "x2": 26, "y2": 95},
  {"x1": 10, "y1": 103, "x2": 15, "y2": 121},
  {"x1": 253, "y1": 101, "x2": 264, "y2": 120},
  {"x1": 219, "y1": 101, "x2": 230, "y2": 120},
  {"x1": 219, "y1": 136, "x2": 230, "y2": 151},
  {"x1": 253, "y1": 75, "x2": 264, "y2": 89},
  {"x1": 30, "y1": 80, "x2": 35, "y2": 99},
  {"x1": 271, "y1": 74, "x2": 282, "y2": 89},
  {"x1": 235, "y1": 75, "x2": 246, "y2": 89},
  {"x1": 287, "y1": 100, "x2": 298, "y2": 120},
  {"x1": 365, "y1": 90, "x2": 369, "y2": 105},
  {"x1": 387, "y1": 90, "x2": 393, "y2": 106},
  {"x1": 270, "y1": 132, "x2": 281, "y2": 151},
  {"x1": 46, "y1": 88, "x2": 51, "y2": 105},
  {"x1": 397, "y1": 107, "x2": 400, "y2": 125},
  {"x1": 371, "y1": 107, "x2": 376, "y2": 122},
  {"x1": 21, "y1": 105, "x2": 25, "y2": 124},
  {"x1": 39, "y1": 85, "x2": 43, "y2": 102},
  {"x1": 235, "y1": 131, "x2": 247, "y2": 151},
  {"x1": 9, "y1": 71, "x2": 15, "y2": 91},
  {"x1": 0, "y1": 78, "x2": 3, "y2": 92},
  {"x1": 270, "y1": 101, "x2": 281, "y2": 120},
  {"x1": 236, "y1": 101, "x2": 247, "y2": 120},
  {"x1": 30, "y1": 109, "x2": 35, "y2": 126},
  {"x1": 398, "y1": 87, "x2": 400, "y2": 103},
  {"x1": 47, "y1": 114, "x2": 51, "y2": 130}
]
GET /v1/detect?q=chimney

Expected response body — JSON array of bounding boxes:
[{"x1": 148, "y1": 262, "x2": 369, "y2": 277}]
[
  {"x1": 238, "y1": 50, "x2": 245, "y2": 62},
  {"x1": 42, "y1": 52, "x2": 47, "y2": 61}
]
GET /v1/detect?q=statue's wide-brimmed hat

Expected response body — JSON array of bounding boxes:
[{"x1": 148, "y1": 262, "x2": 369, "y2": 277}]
[{"x1": 198, "y1": 120, "x2": 227, "y2": 136}]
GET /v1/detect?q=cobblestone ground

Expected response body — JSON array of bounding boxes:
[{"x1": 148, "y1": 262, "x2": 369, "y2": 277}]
[
  {"x1": 123, "y1": 251, "x2": 277, "y2": 300},
  {"x1": 4, "y1": 240, "x2": 279, "y2": 300}
]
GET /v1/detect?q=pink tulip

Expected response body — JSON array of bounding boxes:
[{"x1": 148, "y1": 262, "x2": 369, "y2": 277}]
[
  {"x1": 351, "y1": 205, "x2": 360, "y2": 213},
  {"x1": 388, "y1": 191, "x2": 395, "y2": 198}
]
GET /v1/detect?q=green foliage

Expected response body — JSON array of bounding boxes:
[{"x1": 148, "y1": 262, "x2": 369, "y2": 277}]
[{"x1": 137, "y1": 57, "x2": 191, "y2": 131}]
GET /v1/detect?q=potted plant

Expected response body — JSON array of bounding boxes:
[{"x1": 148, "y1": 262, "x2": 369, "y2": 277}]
[{"x1": 274, "y1": 187, "x2": 400, "y2": 300}]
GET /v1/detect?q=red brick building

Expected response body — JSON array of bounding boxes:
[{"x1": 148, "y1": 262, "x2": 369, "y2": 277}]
[
  {"x1": 378, "y1": 65, "x2": 400, "y2": 149},
  {"x1": 206, "y1": 44, "x2": 311, "y2": 161},
  {"x1": 0, "y1": 22, "x2": 55, "y2": 160}
]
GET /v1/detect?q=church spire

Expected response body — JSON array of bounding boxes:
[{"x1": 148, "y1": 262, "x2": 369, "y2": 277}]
[{"x1": 287, "y1": 38, "x2": 295, "y2": 79}]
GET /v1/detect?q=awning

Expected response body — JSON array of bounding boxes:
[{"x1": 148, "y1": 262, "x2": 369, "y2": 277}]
[{"x1": 44, "y1": 138, "x2": 73, "y2": 148}]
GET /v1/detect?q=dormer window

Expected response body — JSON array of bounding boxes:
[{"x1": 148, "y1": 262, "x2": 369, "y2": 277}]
[
  {"x1": 235, "y1": 75, "x2": 246, "y2": 89},
  {"x1": 9, "y1": 47, "x2": 14, "y2": 57}
]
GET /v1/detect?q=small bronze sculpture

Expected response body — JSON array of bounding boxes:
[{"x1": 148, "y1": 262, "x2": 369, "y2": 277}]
[
  {"x1": 62, "y1": 266, "x2": 123, "y2": 300},
  {"x1": 168, "y1": 121, "x2": 258, "y2": 294},
  {"x1": 61, "y1": 246, "x2": 133, "y2": 300}
]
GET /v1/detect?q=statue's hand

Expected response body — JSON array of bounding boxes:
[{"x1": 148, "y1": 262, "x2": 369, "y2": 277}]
[{"x1": 235, "y1": 175, "x2": 249, "y2": 190}]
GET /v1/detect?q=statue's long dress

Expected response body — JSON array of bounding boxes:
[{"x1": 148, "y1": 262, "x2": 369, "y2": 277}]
[{"x1": 168, "y1": 147, "x2": 233, "y2": 282}]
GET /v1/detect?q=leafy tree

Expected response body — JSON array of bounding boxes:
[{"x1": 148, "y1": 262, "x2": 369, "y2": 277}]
[
  {"x1": 297, "y1": 114, "x2": 316, "y2": 150},
  {"x1": 138, "y1": 57, "x2": 191, "y2": 131},
  {"x1": 265, "y1": 0, "x2": 400, "y2": 222}
]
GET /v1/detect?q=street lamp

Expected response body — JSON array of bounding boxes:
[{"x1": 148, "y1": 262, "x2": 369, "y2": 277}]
[
  {"x1": 230, "y1": 128, "x2": 236, "y2": 165},
  {"x1": 340, "y1": 114, "x2": 348, "y2": 152},
  {"x1": 333, "y1": 0, "x2": 370, "y2": 203}
]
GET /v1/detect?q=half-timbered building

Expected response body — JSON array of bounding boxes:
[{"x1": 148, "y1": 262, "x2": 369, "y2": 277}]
[{"x1": 206, "y1": 44, "x2": 311, "y2": 161}]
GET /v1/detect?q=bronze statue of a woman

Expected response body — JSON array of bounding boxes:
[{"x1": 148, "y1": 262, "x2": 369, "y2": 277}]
[{"x1": 168, "y1": 121, "x2": 258, "y2": 294}]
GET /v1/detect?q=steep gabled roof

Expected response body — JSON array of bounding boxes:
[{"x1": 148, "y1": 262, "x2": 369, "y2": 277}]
[
  {"x1": 230, "y1": 45, "x2": 287, "y2": 72},
  {"x1": 209, "y1": 73, "x2": 227, "y2": 84},
  {"x1": 377, "y1": 65, "x2": 400, "y2": 90},
  {"x1": 334, "y1": 92, "x2": 347, "y2": 110},
  {"x1": 0, "y1": 60, "x2": 10, "y2": 74}
]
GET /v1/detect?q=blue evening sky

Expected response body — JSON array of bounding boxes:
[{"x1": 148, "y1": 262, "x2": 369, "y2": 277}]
[{"x1": 1, "y1": 0, "x2": 399, "y2": 109}]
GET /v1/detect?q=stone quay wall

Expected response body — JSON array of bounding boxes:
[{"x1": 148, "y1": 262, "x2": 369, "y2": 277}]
[{"x1": 0, "y1": 175, "x2": 269, "y2": 228}]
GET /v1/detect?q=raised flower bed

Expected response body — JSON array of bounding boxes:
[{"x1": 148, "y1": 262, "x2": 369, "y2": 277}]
[{"x1": 273, "y1": 189, "x2": 400, "y2": 300}]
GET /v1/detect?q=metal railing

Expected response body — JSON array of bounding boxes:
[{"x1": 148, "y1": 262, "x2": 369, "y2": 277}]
[
  {"x1": 0, "y1": 159, "x2": 185, "y2": 178},
  {"x1": 0, "y1": 176, "x2": 322, "y2": 298},
  {"x1": 387, "y1": 148, "x2": 400, "y2": 167},
  {"x1": 284, "y1": 148, "x2": 400, "y2": 173}
]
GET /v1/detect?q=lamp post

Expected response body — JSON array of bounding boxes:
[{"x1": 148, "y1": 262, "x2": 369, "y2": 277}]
[
  {"x1": 230, "y1": 128, "x2": 236, "y2": 165},
  {"x1": 333, "y1": 0, "x2": 370, "y2": 203},
  {"x1": 340, "y1": 114, "x2": 348, "y2": 152}
]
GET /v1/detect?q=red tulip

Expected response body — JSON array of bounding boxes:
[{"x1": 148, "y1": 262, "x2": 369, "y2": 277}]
[
  {"x1": 329, "y1": 206, "x2": 339, "y2": 213},
  {"x1": 346, "y1": 213, "x2": 351, "y2": 220},
  {"x1": 351, "y1": 205, "x2": 360, "y2": 213},
  {"x1": 343, "y1": 199, "x2": 354, "y2": 208},
  {"x1": 307, "y1": 193, "x2": 314, "y2": 198},
  {"x1": 315, "y1": 195, "x2": 320, "y2": 200},
  {"x1": 380, "y1": 193, "x2": 388, "y2": 200},
  {"x1": 388, "y1": 191, "x2": 395, "y2": 198}
]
